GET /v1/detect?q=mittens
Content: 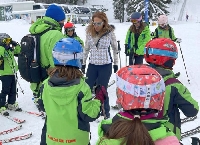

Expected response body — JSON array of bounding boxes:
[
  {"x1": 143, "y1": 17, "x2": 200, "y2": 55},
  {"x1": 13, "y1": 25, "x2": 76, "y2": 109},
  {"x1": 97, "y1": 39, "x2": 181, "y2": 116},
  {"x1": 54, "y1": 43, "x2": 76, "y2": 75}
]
[
  {"x1": 113, "y1": 65, "x2": 118, "y2": 73},
  {"x1": 11, "y1": 40, "x2": 19, "y2": 47},
  {"x1": 175, "y1": 38, "x2": 182, "y2": 43},
  {"x1": 94, "y1": 85, "x2": 108, "y2": 104}
]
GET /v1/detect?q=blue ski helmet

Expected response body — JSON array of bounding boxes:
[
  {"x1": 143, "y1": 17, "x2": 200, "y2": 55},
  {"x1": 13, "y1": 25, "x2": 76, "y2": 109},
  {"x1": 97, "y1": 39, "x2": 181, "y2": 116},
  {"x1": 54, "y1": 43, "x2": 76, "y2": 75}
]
[
  {"x1": 131, "y1": 12, "x2": 142, "y2": 21},
  {"x1": 52, "y1": 38, "x2": 83, "y2": 68}
]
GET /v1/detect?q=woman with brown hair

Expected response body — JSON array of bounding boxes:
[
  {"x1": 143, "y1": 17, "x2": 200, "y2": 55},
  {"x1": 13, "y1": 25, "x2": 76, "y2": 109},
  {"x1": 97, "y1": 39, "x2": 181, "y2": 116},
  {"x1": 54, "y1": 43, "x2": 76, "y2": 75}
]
[
  {"x1": 97, "y1": 65, "x2": 180, "y2": 145},
  {"x1": 125, "y1": 12, "x2": 151, "y2": 65},
  {"x1": 81, "y1": 12, "x2": 119, "y2": 120}
]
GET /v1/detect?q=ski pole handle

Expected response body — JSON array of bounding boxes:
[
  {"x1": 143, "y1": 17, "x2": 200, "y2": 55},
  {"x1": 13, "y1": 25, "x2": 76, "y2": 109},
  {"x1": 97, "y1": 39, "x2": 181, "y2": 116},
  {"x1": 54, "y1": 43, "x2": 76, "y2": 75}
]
[{"x1": 117, "y1": 40, "x2": 121, "y2": 51}]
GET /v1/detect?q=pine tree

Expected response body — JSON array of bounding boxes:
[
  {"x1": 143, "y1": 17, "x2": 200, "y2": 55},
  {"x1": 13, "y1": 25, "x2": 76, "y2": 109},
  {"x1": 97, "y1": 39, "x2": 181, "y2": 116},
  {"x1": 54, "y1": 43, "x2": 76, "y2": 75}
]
[
  {"x1": 125, "y1": 0, "x2": 170, "y2": 20},
  {"x1": 113, "y1": 0, "x2": 129, "y2": 22},
  {"x1": 113, "y1": 0, "x2": 123, "y2": 22},
  {"x1": 27, "y1": 0, "x2": 84, "y2": 4}
]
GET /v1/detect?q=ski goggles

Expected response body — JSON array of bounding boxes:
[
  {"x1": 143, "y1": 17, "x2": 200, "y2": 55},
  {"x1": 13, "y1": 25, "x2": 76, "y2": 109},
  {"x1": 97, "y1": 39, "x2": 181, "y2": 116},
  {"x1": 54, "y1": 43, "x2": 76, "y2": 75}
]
[
  {"x1": 92, "y1": 22, "x2": 103, "y2": 26},
  {"x1": 66, "y1": 28, "x2": 75, "y2": 32},
  {"x1": 2, "y1": 37, "x2": 12, "y2": 45},
  {"x1": 145, "y1": 47, "x2": 178, "y2": 59},
  {"x1": 131, "y1": 17, "x2": 142, "y2": 24}
]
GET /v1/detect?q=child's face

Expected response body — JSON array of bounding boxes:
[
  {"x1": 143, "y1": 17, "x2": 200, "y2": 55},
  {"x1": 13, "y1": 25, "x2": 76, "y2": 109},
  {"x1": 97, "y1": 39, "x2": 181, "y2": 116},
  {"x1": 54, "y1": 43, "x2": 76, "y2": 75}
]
[{"x1": 66, "y1": 28, "x2": 74, "y2": 36}]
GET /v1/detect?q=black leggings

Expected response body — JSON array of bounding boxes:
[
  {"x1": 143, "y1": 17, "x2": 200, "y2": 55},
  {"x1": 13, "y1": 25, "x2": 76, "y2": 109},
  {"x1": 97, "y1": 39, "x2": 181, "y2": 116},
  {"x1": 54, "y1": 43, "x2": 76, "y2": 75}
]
[{"x1": 0, "y1": 75, "x2": 16, "y2": 107}]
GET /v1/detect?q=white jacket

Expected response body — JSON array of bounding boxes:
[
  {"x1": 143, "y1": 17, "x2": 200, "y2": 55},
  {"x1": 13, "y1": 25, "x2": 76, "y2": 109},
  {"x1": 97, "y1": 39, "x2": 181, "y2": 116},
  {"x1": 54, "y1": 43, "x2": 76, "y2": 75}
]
[{"x1": 83, "y1": 31, "x2": 118, "y2": 65}]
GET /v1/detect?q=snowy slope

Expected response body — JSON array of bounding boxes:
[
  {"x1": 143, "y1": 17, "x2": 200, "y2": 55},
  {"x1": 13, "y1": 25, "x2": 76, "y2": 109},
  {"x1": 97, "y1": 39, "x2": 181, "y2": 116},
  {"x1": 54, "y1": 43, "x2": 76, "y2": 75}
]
[{"x1": 0, "y1": 0, "x2": 200, "y2": 145}]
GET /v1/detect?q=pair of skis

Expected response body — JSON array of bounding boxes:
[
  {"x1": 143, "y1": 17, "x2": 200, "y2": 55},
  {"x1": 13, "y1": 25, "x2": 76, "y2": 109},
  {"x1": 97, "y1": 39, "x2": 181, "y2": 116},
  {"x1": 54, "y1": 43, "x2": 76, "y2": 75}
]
[
  {"x1": 0, "y1": 110, "x2": 44, "y2": 143},
  {"x1": 181, "y1": 116, "x2": 200, "y2": 139},
  {"x1": 1, "y1": 110, "x2": 45, "y2": 124},
  {"x1": 0, "y1": 125, "x2": 32, "y2": 143}
]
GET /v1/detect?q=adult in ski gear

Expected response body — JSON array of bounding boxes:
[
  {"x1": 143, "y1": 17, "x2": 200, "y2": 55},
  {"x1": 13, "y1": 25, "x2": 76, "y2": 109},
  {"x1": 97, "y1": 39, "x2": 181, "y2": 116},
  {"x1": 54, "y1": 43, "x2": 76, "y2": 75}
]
[
  {"x1": 28, "y1": 4, "x2": 65, "y2": 145},
  {"x1": 28, "y1": 4, "x2": 65, "y2": 100},
  {"x1": 82, "y1": 12, "x2": 119, "y2": 120},
  {"x1": 125, "y1": 12, "x2": 151, "y2": 65},
  {"x1": 64, "y1": 22, "x2": 84, "y2": 47},
  {"x1": 144, "y1": 38, "x2": 199, "y2": 140},
  {"x1": 151, "y1": 14, "x2": 182, "y2": 43},
  {"x1": 38, "y1": 38, "x2": 106, "y2": 145},
  {"x1": 97, "y1": 65, "x2": 180, "y2": 145},
  {"x1": 92, "y1": 24, "x2": 116, "y2": 94},
  {"x1": 0, "y1": 33, "x2": 21, "y2": 116}
]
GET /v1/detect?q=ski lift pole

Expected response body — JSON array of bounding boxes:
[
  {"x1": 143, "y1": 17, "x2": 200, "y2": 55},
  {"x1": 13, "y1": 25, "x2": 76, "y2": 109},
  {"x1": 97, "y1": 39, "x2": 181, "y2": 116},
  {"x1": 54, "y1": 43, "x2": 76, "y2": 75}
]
[
  {"x1": 144, "y1": 0, "x2": 149, "y2": 23},
  {"x1": 117, "y1": 40, "x2": 122, "y2": 68},
  {"x1": 178, "y1": 43, "x2": 190, "y2": 84}
]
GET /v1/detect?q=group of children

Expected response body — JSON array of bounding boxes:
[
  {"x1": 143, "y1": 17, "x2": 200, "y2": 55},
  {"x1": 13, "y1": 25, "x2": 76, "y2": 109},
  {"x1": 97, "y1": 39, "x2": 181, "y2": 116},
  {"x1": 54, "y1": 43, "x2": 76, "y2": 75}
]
[
  {"x1": 0, "y1": 8, "x2": 198, "y2": 145},
  {"x1": 0, "y1": 21, "x2": 84, "y2": 116},
  {"x1": 39, "y1": 37, "x2": 198, "y2": 145}
]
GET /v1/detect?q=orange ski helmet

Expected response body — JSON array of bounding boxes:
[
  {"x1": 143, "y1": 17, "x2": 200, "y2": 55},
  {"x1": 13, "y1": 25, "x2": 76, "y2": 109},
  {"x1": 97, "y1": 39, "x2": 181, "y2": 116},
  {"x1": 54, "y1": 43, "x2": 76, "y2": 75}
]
[
  {"x1": 144, "y1": 38, "x2": 178, "y2": 69},
  {"x1": 116, "y1": 65, "x2": 165, "y2": 111}
]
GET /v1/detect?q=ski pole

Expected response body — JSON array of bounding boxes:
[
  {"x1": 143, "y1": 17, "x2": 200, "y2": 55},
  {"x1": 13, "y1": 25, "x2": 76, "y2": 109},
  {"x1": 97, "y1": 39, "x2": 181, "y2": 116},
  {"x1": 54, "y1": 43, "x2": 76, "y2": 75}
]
[
  {"x1": 125, "y1": 56, "x2": 127, "y2": 66},
  {"x1": 6, "y1": 53, "x2": 25, "y2": 94},
  {"x1": 117, "y1": 40, "x2": 122, "y2": 68},
  {"x1": 178, "y1": 43, "x2": 190, "y2": 84},
  {"x1": 124, "y1": 44, "x2": 128, "y2": 66}
]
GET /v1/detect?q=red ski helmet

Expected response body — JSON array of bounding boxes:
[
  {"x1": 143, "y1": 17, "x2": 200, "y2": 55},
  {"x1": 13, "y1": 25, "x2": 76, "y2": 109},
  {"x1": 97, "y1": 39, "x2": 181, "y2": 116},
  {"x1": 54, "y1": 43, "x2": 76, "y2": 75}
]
[
  {"x1": 144, "y1": 38, "x2": 178, "y2": 69},
  {"x1": 116, "y1": 65, "x2": 165, "y2": 112},
  {"x1": 64, "y1": 22, "x2": 75, "y2": 29}
]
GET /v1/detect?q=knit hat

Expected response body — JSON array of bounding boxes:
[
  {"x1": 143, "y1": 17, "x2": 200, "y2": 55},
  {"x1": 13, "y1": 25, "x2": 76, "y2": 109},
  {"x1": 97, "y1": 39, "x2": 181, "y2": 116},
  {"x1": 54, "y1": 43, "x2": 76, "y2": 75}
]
[{"x1": 45, "y1": 4, "x2": 65, "y2": 22}]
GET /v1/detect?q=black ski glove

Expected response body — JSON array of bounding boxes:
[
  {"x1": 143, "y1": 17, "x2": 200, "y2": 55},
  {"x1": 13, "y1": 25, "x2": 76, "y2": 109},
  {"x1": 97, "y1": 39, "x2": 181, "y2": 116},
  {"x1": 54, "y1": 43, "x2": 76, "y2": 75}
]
[
  {"x1": 81, "y1": 65, "x2": 86, "y2": 74},
  {"x1": 113, "y1": 65, "x2": 118, "y2": 73},
  {"x1": 11, "y1": 40, "x2": 19, "y2": 47},
  {"x1": 125, "y1": 44, "x2": 129, "y2": 56},
  {"x1": 125, "y1": 44, "x2": 134, "y2": 56},
  {"x1": 151, "y1": 32, "x2": 154, "y2": 36}
]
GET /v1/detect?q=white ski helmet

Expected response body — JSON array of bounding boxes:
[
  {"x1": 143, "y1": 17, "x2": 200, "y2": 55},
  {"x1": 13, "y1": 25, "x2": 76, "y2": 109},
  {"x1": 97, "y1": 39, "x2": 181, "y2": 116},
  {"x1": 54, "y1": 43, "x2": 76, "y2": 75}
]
[{"x1": 157, "y1": 14, "x2": 168, "y2": 25}]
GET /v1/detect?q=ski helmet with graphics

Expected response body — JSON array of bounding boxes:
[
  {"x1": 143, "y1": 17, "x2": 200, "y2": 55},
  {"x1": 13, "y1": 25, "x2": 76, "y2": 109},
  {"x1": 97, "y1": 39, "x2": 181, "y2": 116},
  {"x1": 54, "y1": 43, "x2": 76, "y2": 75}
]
[
  {"x1": 130, "y1": 12, "x2": 142, "y2": 22},
  {"x1": 144, "y1": 38, "x2": 178, "y2": 69},
  {"x1": 52, "y1": 38, "x2": 83, "y2": 68},
  {"x1": 116, "y1": 65, "x2": 165, "y2": 113},
  {"x1": 0, "y1": 33, "x2": 11, "y2": 45}
]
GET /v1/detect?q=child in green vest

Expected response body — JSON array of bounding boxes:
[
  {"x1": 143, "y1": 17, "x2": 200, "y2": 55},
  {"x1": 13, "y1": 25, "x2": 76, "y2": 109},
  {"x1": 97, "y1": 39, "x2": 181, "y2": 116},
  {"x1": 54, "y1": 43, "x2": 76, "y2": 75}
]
[
  {"x1": 0, "y1": 33, "x2": 21, "y2": 116},
  {"x1": 97, "y1": 65, "x2": 180, "y2": 145},
  {"x1": 151, "y1": 14, "x2": 182, "y2": 43},
  {"x1": 38, "y1": 38, "x2": 107, "y2": 145}
]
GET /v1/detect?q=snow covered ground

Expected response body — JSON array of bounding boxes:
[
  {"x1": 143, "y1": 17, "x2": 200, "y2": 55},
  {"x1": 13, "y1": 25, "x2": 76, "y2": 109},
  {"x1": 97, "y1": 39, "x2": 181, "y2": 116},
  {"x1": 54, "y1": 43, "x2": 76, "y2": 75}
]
[{"x1": 0, "y1": 0, "x2": 200, "y2": 145}]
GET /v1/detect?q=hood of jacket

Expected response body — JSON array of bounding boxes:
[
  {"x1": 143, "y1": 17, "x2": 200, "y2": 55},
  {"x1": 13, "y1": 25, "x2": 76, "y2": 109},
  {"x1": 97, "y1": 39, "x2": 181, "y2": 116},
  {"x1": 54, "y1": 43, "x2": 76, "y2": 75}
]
[
  {"x1": 154, "y1": 67, "x2": 179, "y2": 81},
  {"x1": 29, "y1": 16, "x2": 62, "y2": 34},
  {"x1": 45, "y1": 73, "x2": 83, "y2": 106}
]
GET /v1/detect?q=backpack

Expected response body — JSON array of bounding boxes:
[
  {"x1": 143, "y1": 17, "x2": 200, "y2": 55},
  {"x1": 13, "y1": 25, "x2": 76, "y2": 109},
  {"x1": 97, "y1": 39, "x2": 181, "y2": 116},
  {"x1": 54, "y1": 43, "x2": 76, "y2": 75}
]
[
  {"x1": 18, "y1": 28, "x2": 52, "y2": 83},
  {"x1": 155, "y1": 25, "x2": 172, "y2": 39}
]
